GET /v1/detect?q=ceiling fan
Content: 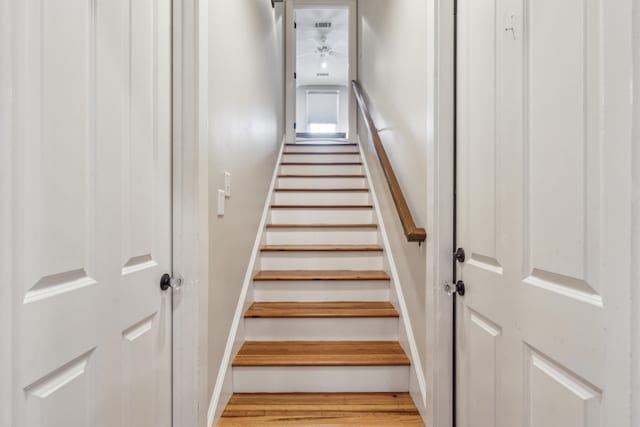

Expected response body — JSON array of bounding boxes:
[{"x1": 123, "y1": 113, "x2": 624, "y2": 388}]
[{"x1": 297, "y1": 36, "x2": 347, "y2": 58}]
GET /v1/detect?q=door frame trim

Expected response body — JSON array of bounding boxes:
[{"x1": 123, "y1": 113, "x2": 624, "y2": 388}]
[
  {"x1": 171, "y1": 0, "x2": 210, "y2": 425},
  {"x1": 1, "y1": 0, "x2": 13, "y2": 422},
  {"x1": 632, "y1": 0, "x2": 639, "y2": 421},
  {"x1": 451, "y1": 0, "x2": 459, "y2": 423},
  {"x1": 285, "y1": 0, "x2": 358, "y2": 144},
  {"x1": 424, "y1": 1, "x2": 455, "y2": 427}
]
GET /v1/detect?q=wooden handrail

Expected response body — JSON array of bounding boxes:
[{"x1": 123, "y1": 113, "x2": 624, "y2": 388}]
[{"x1": 351, "y1": 80, "x2": 427, "y2": 243}]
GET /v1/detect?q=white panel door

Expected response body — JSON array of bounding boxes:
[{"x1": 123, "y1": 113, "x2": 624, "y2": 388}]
[
  {"x1": 456, "y1": 0, "x2": 632, "y2": 426},
  {"x1": 8, "y1": 0, "x2": 172, "y2": 426}
]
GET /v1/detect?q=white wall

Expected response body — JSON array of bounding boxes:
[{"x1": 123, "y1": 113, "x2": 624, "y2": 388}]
[
  {"x1": 359, "y1": 0, "x2": 429, "y2": 386},
  {"x1": 207, "y1": 0, "x2": 285, "y2": 403},
  {"x1": 358, "y1": 0, "x2": 454, "y2": 424},
  {"x1": 296, "y1": 85, "x2": 348, "y2": 133}
]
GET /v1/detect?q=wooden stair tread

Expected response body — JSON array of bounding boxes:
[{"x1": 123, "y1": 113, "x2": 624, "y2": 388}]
[
  {"x1": 222, "y1": 392, "x2": 418, "y2": 408},
  {"x1": 232, "y1": 341, "x2": 410, "y2": 367},
  {"x1": 271, "y1": 204, "x2": 373, "y2": 209},
  {"x1": 283, "y1": 151, "x2": 360, "y2": 155},
  {"x1": 253, "y1": 270, "x2": 391, "y2": 281},
  {"x1": 280, "y1": 162, "x2": 363, "y2": 166},
  {"x1": 265, "y1": 223, "x2": 378, "y2": 229},
  {"x1": 218, "y1": 393, "x2": 424, "y2": 426},
  {"x1": 274, "y1": 188, "x2": 369, "y2": 192},
  {"x1": 244, "y1": 302, "x2": 398, "y2": 318},
  {"x1": 260, "y1": 245, "x2": 383, "y2": 252},
  {"x1": 278, "y1": 174, "x2": 366, "y2": 178},
  {"x1": 285, "y1": 143, "x2": 357, "y2": 147}
]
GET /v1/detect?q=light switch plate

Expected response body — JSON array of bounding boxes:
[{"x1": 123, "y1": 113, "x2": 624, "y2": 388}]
[
  {"x1": 224, "y1": 171, "x2": 231, "y2": 197},
  {"x1": 217, "y1": 189, "x2": 225, "y2": 216}
]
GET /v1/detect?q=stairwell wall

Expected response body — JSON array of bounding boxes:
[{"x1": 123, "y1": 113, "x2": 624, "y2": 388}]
[
  {"x1": 207, "y1": 0, "x2": 285, "y2": 409},
  {"x1": 358, "y1": 0, "x2": 454, "y2": 425},
  {"x1": 358, "y1": 0, "x2": 429, "y2": 374}
]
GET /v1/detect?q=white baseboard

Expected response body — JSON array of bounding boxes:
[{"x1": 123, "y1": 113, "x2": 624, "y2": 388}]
[{"x1": 206, "y1": 138, "x2": 286, "y2": 427}]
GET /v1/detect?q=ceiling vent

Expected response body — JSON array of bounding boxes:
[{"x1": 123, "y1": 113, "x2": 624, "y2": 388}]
[
  {"x1": 315, "y1": 22, "x2": 332, "y2": 28},
  {"x1": 316, "y1": 73, "x2": 330, "y2": 77}
]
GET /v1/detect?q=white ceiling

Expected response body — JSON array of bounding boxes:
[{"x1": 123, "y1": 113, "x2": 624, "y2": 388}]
[{"x1": 296, "y1": 8, "x2": 348, "y2": 87}]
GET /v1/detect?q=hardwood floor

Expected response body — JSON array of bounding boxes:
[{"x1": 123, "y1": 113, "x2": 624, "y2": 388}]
[
  {"x1": 253, "y1": 270, "x2": 390, "y2": 281},
  {"x1": 279, "y1": 162, "x2": 364, "y2": 166},
  {"x1": 232, "y1": 341, "x2": 410, "y2": 367},
  {"x1": 282, "y1": 151, "x2": 362, "y2": 155},
  {"x1": 217, "y1": 393, "x2": 424, "y2": 426},
  {"x1": 276, "y1": 174, "x2": 367, "y2": 178},
  {"x1": 264, "y1": 223, "x2": 378, "y2": 229},
  {"x1": 273, "y1": 188, "x2": 370, "y2": 192},
  {"x1": 244, "y1": 302, "x2": 399, "y2": 318},
  {"x1": 260, "y1": 245, "x2": 384, "y2": 252},
  {"x1": 270, "y1": 204, "x2": 374, "y2": 209},
  {"x1": 285, "y1": 143, "x2": 358, "y2": 147}
]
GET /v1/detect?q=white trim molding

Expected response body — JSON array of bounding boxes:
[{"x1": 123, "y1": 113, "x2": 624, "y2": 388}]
[
  {"x1": 171, "y1": 0, "x2": 210, "y2": 425},
  {"x1": 1, "y1": 0, "x2": 13, "y2": 423},
  {"x1": 601, "y1": 0, "x2": 635, "y2": 424},
  {"x1": 425, "y1": 0, "x2": 455, "y2": 426},
  {"x1": 631, "y1": 0, "x2": 640, "y2": 422}
]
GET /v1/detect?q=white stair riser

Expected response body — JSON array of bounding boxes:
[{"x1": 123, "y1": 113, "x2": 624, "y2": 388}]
[
  {"x1": 244, "y1": 317, "x2": 399, "y2": 341},
  {"x1": 259, "y1": 252, "x2": 384, "y2": 270},
  {"x1": 279, "y1": 164, "x2": 363, "y2": 175},
  {"x1": 277, "y1": 177, "x2": 367, "y2": 188},
  {"x1": 265, "y1": 229, "x2": 379, "y2": 245},
  {"x1": 253, "y1": 281, "x2": 390, "y2": 302},
  {"x1": 282, "y1": 154, "x2": 361, "y2": 163},
  {"x1": 273, "y1": 191, "x2": 371, "y2": 205},
  {"x1": 233, "y1": 366, "x2": 410, "y2": 393},
  {"x1": 270, "y1": 208, "x2": 374, "y2": 224},
  {"x1": 285, "y1": 145, "x2": 358, "y2": 153}
]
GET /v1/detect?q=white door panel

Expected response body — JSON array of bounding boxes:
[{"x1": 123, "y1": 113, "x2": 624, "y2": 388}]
[
  {"x1": 457, "y1": 0, "x2": 631, "y2": 426},
  {"x1": 10, "y1": 0, "x2": 172, "y2": 426}
]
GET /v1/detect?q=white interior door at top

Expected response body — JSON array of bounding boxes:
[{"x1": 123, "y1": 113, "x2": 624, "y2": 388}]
[
  {"x1": 9, "y1": 0, "x2": 172, "y2": 426},
  {"x1": 456, "y1": 0, "x2": 632, "y2": 426}
]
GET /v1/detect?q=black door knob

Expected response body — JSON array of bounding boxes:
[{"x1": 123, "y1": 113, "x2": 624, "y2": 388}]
[
  {"x1": 456, "y1": 280, "x2": 466, "y2": 296},
  {"x1": 160, "y1": 273, "x2": 171, "y2": 291}
]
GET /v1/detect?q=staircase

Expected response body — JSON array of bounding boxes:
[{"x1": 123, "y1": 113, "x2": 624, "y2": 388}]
[{"x1": 217, "y1": 140, "x2": 424, "y2": 426}]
